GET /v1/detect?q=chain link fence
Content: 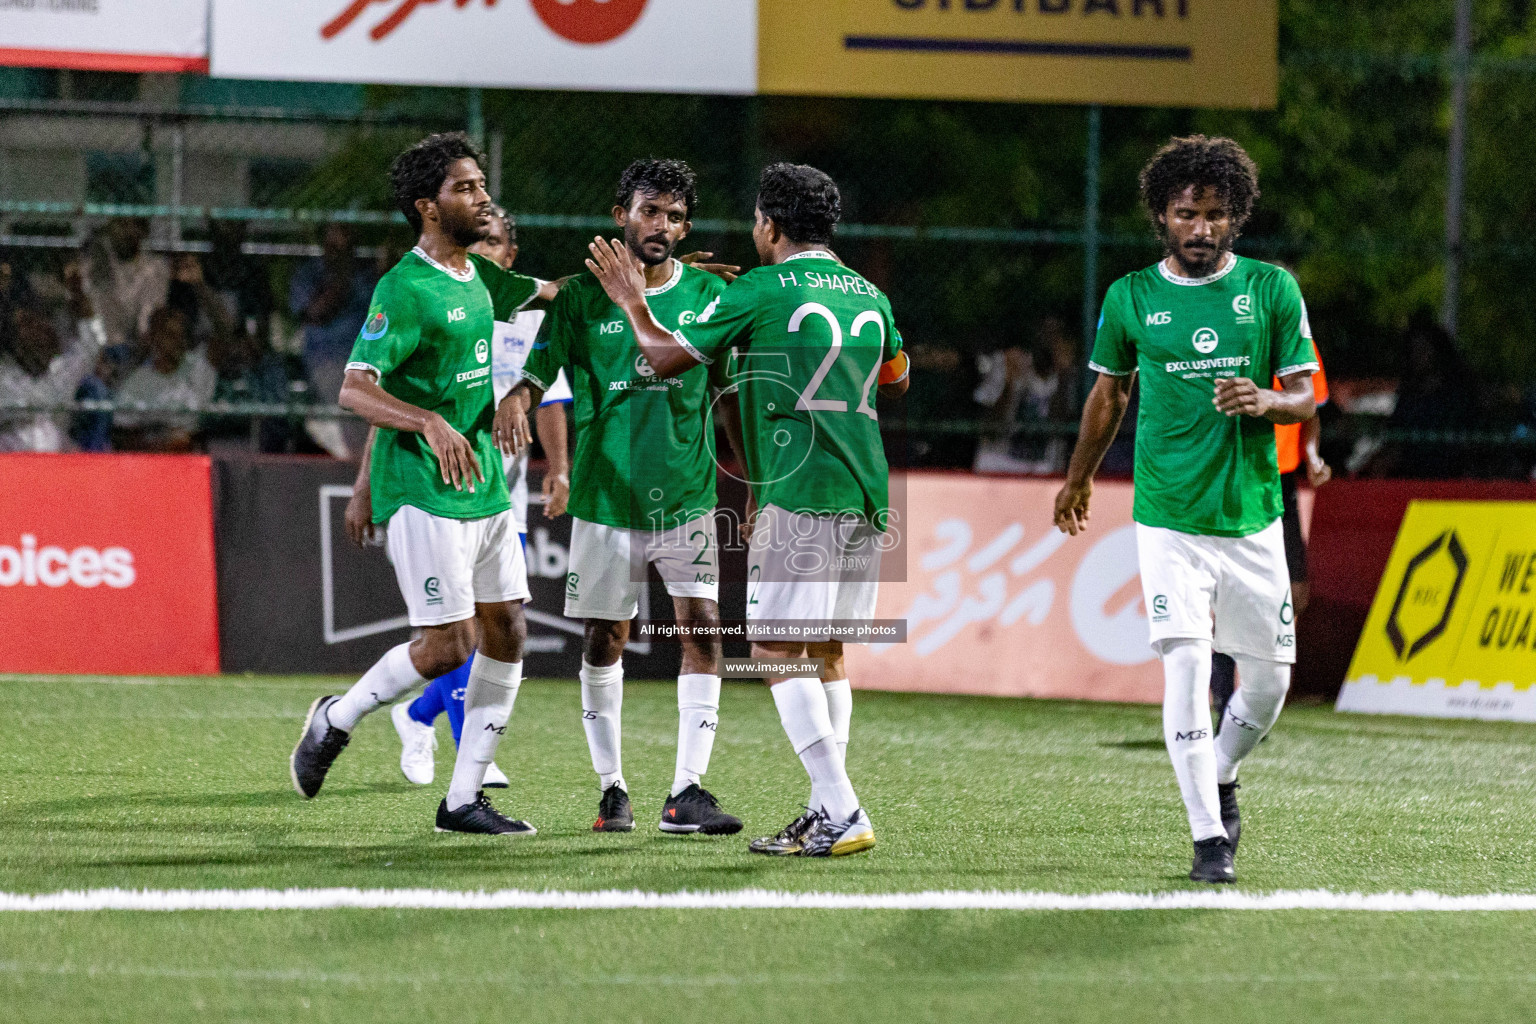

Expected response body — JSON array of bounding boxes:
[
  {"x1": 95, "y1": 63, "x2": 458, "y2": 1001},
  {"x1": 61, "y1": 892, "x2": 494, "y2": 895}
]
[{"x1": 1, "y1": 51, "x2": 1534, "y2": 476}]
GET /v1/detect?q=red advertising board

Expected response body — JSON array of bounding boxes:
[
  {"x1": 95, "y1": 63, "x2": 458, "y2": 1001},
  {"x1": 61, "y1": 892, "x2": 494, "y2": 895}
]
[
  {"x1": 848, "y1": 474, "x2": 1161, "y2": 704},
  {"x1": 0, "y1": 454, "x2": 219, "y2": 675}
]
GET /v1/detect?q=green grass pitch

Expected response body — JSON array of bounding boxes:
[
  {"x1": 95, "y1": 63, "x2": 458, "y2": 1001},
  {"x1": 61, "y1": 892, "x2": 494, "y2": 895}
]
[{"x1": 2, "y1": 674, "x2": 1535, "y2": 1022}]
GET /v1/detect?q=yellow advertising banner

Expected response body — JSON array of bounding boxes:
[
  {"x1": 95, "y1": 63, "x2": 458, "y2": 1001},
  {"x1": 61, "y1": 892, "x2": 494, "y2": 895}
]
[
  {"x1": 1338, "y1": 501, "x2": 1536, "y2": 722},
  {"x1": 757, "y1": 0, "x2": 1276, "y2": 108}
]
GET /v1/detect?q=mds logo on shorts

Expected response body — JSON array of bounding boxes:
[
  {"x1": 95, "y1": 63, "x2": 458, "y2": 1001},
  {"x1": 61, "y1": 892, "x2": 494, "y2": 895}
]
[
  {"x1": 1151, "y1": 594, "x2": 1170, "y2": 623},
  {"x1": 566, "y1": 572, "x2": 580, "y2": 598},
  {"x1": 424, "y1": 576, "x2": 443, "y2": 607}
]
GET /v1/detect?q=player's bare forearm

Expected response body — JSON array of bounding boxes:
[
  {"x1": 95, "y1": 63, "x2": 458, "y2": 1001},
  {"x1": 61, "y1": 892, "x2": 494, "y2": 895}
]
[
  {"x1": 714, "y1": 390, "x2": 761, "y2": 540},
  {"x1": 339, "y1": 369, "x2": 437, "y2": 434},
  {"x1": 1213, "y1": 373, "x2": 1315, "y2": 424},
  {"x1": 1066, "y1": 373, "x2": 1131, "y2": 488},
  {"x1": 586, "y1": 236, "x2": 700, "y2": 379},
  {"x1": 534, "y1": 401, "x2": 568, "y2": 472},
  {"x1": 339, "y1": 369, "x2": 483, "y2": 492},
  {"x1": 353, "y1": 427, "x2": 375, "y2": 491},
  {"x1": 1054, "y1": 373, "x2": 1132, "y2": 536},
  {"x1": 494, "y1": 380, "x2": 543, "y2": 456},
  {"x1": 345, "y1": 428, "x2": 377, "y2": 548}
]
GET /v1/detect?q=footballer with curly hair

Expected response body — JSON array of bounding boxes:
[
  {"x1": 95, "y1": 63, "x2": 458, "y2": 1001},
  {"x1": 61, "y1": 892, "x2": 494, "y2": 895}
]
[
  {"x1": 500, "y1": 158, "x2": 746, "y2": 837},
  {"x1": 1053, "y1": 135, "x2": 1319, "y2": 884},
  {"x1": 290, "y1": 132, "x2": 559, "y2": 837}
]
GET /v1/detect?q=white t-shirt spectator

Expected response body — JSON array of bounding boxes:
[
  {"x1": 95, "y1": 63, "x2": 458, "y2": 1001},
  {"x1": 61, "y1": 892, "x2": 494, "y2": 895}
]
[
  {"x1": 114, "y1": 347, "x2": 218, "y2": 433},
  {"x1": 0, "y1": 319, "x2": 105, "y2": 452}
]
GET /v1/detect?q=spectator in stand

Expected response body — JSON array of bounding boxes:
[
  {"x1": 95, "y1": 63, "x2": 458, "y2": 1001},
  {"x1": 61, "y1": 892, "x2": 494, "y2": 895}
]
[
  {"x1": 290, "y1": 223, "x2": 374, "y2": 456},
  {"x1": 1367, "y1": 313, "x2": 1482, "y2": 479},
  {"x1": 167, "y1": 253, "x2": 236, "y2": 353},
  {"x1": 203, "y1": 220, "x2": 275, "y2": 349},
  {"x1": 82, "y1": 217, "x2": 170, "y2": 381},
  {"x1": 206, "y1": 299, "x2": 298, "y2": 454},
  {"x1": 0, "y1": 263, "x2": 106, "y2": 452},
  {"x1": 289, "y1": 223, "x2": 373, "y2": 399},
  {"x1": 972, "y1": 316, "x2": 1080, "y2": 475},
  {"x1": 112, "y1": 305, "x2": 217, "y2": 452}
]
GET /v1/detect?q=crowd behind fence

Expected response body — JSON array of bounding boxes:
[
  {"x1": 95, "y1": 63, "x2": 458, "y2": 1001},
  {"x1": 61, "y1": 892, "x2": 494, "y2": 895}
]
[{"x1": 2, "y1": 62, "x2": 1536, "y2": 480}]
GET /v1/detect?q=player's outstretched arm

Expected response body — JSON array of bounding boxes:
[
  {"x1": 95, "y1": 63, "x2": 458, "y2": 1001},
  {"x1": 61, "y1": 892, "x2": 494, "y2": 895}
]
[
  {"x1": 1054, "y1": 371, "x2": 1134, "y2": 536},
  {"x1": 1213, "y1": 372, "x2": 1315, "y2": 424},
  {"x1": 586, "y1": 236, "x2": 701, "y2": 380},
  {"x1": 494, "y1": 380, "x2": 544, "y2": 458},
  {"x1": 338, "y1": 368, "x2": 484, "y2": 493}
]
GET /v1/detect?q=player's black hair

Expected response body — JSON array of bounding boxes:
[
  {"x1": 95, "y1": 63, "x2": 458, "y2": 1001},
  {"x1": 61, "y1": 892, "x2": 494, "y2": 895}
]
[
  {"x1": 1138, "y1": 135, "x2": 1260, "y2": 238},
  {"x1": 614, "y1": 158, "x2": 698, "y2": 219},
  {"x1": 390, "y1": 132, "x2": 486, "y2": 233},
  {"x1": 756, "y1": 163, "x2": 841, "y2": 245}
]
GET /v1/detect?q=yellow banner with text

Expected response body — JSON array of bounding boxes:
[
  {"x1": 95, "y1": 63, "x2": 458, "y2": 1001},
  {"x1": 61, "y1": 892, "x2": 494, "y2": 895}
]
[
  {"x1": 1338, "y1": 501, "x2": 1536, "y2": 721},
  {"x1": 757, "y1": 0, "x2": 1276, "y2": 108}
]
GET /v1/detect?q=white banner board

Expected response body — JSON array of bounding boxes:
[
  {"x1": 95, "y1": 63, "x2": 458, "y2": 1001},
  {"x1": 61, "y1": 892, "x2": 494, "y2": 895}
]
[
  {"x1": 0, "y1": 0, "x2": 208, "y2": 72},
  {"x1": 211, "y1": 0, "x2": 756, "y2": 94}
]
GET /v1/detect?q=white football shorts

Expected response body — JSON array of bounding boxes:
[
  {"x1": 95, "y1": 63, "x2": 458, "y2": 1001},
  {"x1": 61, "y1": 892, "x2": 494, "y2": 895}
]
[
  {"x1": 384, "y1": 505, "x2": 530, "y2": 627},
  {"x1": 1136, "y1": 519, "x2": 1296, "y2": 664},
  {"x1": 747, "y1": 504, "x2": 882, "y2": 642},
  {"x1": 564, "y1": 513, "x2": 719, "y2": 621}
]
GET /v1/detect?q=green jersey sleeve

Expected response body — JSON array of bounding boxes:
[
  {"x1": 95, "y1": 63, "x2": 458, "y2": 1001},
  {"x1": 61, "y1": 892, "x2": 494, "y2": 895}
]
[
  {"x1": 520, "y1": 286, "x2": 572, "y2": 392},
  {"x1": 674, "y1": 275, "x2": 756, "y2": 365},
  {"x1": 347, "y1": 275, "x2": 421, "y2": 378},
  {"x1": 1088, "y1": 279, "x2": 1137, "y2": 377},
  {"x1": 1268, "y1": 271, "x2": 1320, "y2": 378},
  {"x1": 469, "y1": 254, "x2": 541, "y2": 321}
]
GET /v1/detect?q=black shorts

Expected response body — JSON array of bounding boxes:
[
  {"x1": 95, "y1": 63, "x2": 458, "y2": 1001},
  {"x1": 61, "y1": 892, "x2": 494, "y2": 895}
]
[{"x1": 1281, "y1": 471, "x2": 1307, "y2": 584}]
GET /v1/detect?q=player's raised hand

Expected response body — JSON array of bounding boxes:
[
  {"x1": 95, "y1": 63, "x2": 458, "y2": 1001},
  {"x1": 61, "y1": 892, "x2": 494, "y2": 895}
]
[
  {"x1": 1053, "y1": 479, "x2": 1093, "y2": 536},
  {"x1": 493, "y1": 391, "x2": 532, "y2": 457},
  {"x1": 422, "y1": 412, "x2": 484, "y2": 493},
  {"x1": 1213, "y1": 377, "x2": 1269, "y2": 418},
  {"x1": 586, "y1": 236, "x2": 647, "y2": 308},
  {"x1": 679, "y1": 251, "x2": 742, "y2": 283}
]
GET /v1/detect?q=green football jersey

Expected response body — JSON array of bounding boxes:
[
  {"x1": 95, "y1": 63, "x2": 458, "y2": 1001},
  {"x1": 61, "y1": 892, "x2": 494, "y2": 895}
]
[
  {"x1": 520, "y1": 259, "x2": 726, "y2": 531},
  {"x1": 1090, "y1": 254, "x2": 1318, "y2": 538},
  {"x1": 676, "y1": 250, "x2": 904, "y2": 526},
  {"x1": 347, "y1": 247, "x2": 539, "y2": 524}
]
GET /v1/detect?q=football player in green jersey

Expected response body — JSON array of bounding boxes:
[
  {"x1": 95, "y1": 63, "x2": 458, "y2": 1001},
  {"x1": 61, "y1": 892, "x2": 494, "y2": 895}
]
[
  {"x1": 499, "y1": 159, "x2": 744, "y2": 836},
  {"x1": 1053, "y1": 136, "x2": 1318, "y2": 883},
  {"x1": 575, "y1": 163, "x2": 910, "y2": 858},
  {"x1": 291, "y1": 132, "x2": 557, "y2": 837}
]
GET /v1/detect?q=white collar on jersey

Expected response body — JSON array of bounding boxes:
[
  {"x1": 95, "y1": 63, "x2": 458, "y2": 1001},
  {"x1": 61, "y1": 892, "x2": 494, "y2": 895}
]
[
  {"x1": 784, "y1": 249, "x2": 837, "y2": 262},
  {"x1": 643, "y1": 258, "x2": 683, "y2": 296},
  {"x1": 1157, "y1": 251, "x2": 1238, "y2": 286},
  {"x1": 412, "y1": 245, "x2": 477, "y2": 283}
]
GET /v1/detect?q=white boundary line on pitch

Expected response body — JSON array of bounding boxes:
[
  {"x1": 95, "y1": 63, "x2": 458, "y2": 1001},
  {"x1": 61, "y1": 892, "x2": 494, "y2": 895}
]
[{"x1": 5, "y1": 888, "x2": 1536, "y2": 912}]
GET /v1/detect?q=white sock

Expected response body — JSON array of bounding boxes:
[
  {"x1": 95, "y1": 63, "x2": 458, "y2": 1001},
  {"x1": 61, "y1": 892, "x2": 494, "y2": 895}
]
[
  {"x1": 580, "y1": 660, "x2": 625, "y2": 792},
  {"x1": 445, "y1": 654, "x2": 522, "y2": 811},
  {"x1": 772, "y1": 676, "x2": 858, "y2": 822},
  {"x1": 813, "y1": 678, "x2": 853, "y2": 810},
  {"x1": 673, "y1": 673, "x2": 721, "y2": 796},
  {"x1": 328, "y1": 642, "x2": 427, "y2": 733},
  {"x1": 1215, "y1": 656, "x2": 1291, "y2": 784},
  {"x1": 1160, "y1": 639, "x2": 1225, "y2": 842}
]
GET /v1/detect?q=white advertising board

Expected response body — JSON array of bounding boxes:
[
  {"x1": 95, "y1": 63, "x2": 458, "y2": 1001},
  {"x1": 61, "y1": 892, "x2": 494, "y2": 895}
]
[
  {"x1": 0, "y1": 0, "x2": 208, "y2": 72},
  {"x1": 210, "y1": 0, "x2": 756, "y2": 94}
]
